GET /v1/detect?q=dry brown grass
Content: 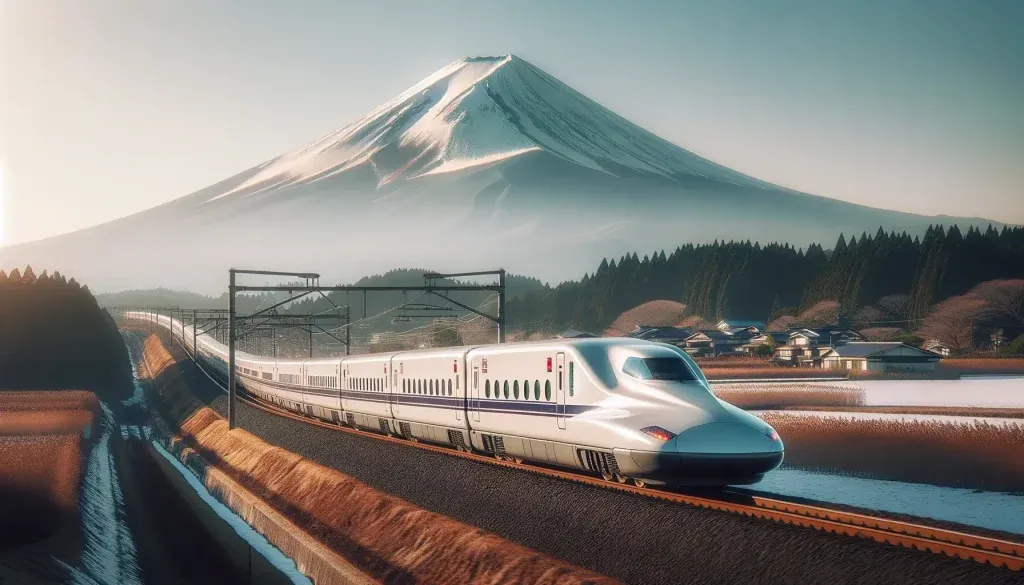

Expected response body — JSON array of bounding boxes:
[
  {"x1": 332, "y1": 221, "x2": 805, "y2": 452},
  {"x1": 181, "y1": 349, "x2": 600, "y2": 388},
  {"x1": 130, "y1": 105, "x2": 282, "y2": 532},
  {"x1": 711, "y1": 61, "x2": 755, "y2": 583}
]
[
  {"x1": 694, "y1": 356, "x2": 773, "y2": 369},
  {"x1": 0, "y1": 390, "x2": 99, "y2": 412},
  {"x1": 604, "y1": 300, "x2": 688, "y2": 336},
  {"x1": 0, "y1": 391, "x2": 96, "y2": 549},
  {"x1": 859, "y1": 327, "x2": 904, "y2": 341},
  {"x1": 0, "y1": 410, "x2": 97, "y2": 436},
  {"x1": 704, "y1": 367, "x2": 845, "y2": 380},
  {"x1": 761, "y1": 412, "x2": 1024, "y2": 492},
  {"x1": 781, "y1": 405, "x2": 1024, "y2": 418},
  {"x1": 715, "y1": 384, "x2": 865, "y2": 409},
  {"x1": 0, "y1": 434, "x2": 82, "y2": 511},
  {"x1": 141, "y1": 334, "x2": 621, "y2": 584},
  {"x1": 940, "y1": 358, "x2": 1024, "y2": 375}
]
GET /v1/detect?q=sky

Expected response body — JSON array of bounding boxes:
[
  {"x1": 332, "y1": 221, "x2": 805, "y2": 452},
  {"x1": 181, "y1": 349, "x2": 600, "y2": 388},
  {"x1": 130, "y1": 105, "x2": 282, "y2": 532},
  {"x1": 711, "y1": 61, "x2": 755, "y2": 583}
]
[{"x1": 1, "y1": 0, "x2": 1022, "y2": 246}]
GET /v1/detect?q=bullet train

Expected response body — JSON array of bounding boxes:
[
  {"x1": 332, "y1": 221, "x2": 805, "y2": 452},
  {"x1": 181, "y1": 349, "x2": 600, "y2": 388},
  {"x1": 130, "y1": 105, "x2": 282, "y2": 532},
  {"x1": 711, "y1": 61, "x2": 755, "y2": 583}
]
[{"x1": 130, "y1": 311, "x2": 784, "y2": 487}]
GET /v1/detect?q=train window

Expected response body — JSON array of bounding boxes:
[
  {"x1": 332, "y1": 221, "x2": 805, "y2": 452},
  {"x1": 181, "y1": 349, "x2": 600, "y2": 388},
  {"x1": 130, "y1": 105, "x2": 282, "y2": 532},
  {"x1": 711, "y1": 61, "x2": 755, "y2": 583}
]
[
  {"x1": 569, "y1": 362, "x2": 574, "y2": 396},
  {"x1": 502, "y1": 380, "x2": 509, "y2": 399},
  {"x1": 485, "y1": 380, "x2": 491, "y2": 398},
  {"x1": 623, "y1": 357, "x2": 698, "y2": 381},
  {"x1": 522, "y1": 380, "x2": 529, "y2": 400},
  {"x1": 402, "y1": 379, "x2": 407, "y2": 393},
  {"x1": 534, "y1": 380, "x2": 540, "y2": 401},
  {"x1": 545, "y1": 380, "x2": 551, "y2": 401},
  {"x1": 448, "y1": 379, "x2": 452, "y2": 396},
  {"x1": 428, "y1": 379, "x2": 433, "y2": 395},
  {"x1": 513, "y1": 380, "x2": 519, "y2": 399}
]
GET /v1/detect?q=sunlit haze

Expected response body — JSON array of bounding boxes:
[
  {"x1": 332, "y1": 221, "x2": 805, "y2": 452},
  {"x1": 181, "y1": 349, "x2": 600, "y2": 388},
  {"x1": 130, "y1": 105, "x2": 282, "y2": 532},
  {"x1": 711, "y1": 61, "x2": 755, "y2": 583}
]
[{"x1": 1, "y1": 0, "x2": 1022, "y2": 246}]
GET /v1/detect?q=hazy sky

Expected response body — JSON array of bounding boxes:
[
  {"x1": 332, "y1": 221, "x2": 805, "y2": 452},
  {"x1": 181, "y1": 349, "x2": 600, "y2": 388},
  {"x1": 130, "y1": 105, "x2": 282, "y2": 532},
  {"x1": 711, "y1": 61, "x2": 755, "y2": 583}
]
[{"x1": 1, "y1": 0, "x2": 1022, "y2": 246}]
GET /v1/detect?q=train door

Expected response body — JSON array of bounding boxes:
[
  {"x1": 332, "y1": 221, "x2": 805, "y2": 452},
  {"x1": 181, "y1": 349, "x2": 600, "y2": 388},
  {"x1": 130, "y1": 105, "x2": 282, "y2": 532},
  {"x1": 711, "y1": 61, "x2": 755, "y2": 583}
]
[
  {"x1": 470, "y1": 359, "x2": 481, "y2": 422},
  {"x1": 391, "y1": 363, "x2": 399, "y2": 416},
  {"x1": 556, "y1": 352, "x2": 566, "y2": 429}
]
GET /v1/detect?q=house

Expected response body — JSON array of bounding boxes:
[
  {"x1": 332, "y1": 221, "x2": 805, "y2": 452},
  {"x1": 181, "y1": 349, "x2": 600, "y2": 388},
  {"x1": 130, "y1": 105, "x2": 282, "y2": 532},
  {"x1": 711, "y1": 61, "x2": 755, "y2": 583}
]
[
  {"x1": 990, "y1": 326, "x2": 1024, "y2": 350},
  {"x1": 716, "y1": 319, "x2": 766, "y2": 332},
  {"x1": 773, "y1": 326, "x2": 865, "y2": 367},
  {"x1": 923, "y1": 340, "x2": 954, "y2": 357},
  {"x1": 822, "y1": 342, "x2": 942, "y2": 372},
  {"x1": 628, "y1": 325, "x2": 695, "y2": 346},
  {"x1": 739, "y1": 332, "x2": 789, "y2": 354},
  {"x1": 555, "y1": 329, "x2": 597, "y2": 339},
  {"x1": 683, "y1": 328, "x2": 758, "y2": 357}
]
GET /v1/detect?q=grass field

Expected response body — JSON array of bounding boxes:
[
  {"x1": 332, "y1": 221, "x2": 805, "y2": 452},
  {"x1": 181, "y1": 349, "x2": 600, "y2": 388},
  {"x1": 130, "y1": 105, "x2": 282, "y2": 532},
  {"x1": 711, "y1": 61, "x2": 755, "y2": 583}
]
[{"x1": 760, "y1": 412, "x2": 1024, "y2": 492}]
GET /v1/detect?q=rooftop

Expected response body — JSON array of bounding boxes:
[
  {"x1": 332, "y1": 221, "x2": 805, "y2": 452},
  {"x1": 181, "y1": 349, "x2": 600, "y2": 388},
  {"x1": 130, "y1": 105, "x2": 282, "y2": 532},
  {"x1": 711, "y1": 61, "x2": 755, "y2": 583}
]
[{"x1": 824, "y1": 342, "x2": 940, "y2": 358}]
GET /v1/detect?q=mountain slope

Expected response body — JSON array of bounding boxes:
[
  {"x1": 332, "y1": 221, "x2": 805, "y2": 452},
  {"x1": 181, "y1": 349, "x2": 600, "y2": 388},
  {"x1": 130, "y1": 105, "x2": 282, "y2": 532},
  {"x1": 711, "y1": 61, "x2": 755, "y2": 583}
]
[{"x1": 0, "y1": 55, "x2": 1004, "y2": 293}]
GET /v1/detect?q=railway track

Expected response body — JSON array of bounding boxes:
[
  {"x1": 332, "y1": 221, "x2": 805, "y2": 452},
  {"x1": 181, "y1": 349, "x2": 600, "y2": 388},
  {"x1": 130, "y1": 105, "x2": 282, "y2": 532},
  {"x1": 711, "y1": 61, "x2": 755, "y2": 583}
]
[{"x1": 168, "y1": 333, "x2": 1024, "y2": 573}]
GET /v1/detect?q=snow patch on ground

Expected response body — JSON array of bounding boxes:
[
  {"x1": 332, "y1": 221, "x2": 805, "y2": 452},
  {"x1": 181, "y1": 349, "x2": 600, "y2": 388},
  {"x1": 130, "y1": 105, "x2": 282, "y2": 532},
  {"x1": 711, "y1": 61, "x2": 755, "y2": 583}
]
[
  {"x1": 62, "y1": 403, "x2": 142, "y2": 585},
  {"x1": 753, "y1": 468, "x2": 1024, "y2": 535},
  {"x1": 151, "y1": 440, "x2": 313, "y2": 585},
  {"x1": 718, "y1": 377, "x2": 1024, "y2": 409},
  {"x1": 752, "y1": 410, "x2": 1024, "y2": 427}
]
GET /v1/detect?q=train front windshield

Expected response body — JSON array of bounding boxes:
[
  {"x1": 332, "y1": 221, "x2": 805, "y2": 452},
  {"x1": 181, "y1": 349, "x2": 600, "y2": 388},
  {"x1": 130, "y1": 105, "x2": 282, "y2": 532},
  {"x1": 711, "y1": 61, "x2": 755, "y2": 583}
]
[{"x1": 622, "y1": 356, "x2": 700, "y2": 381}]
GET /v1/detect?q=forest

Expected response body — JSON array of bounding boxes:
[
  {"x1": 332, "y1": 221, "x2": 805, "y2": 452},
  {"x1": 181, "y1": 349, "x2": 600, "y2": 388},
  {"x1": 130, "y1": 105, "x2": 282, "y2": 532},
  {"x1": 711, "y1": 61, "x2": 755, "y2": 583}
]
[
  {"x1": 506, "y1": 224, "x2": 1024, "y2": 334},
  {"x1": 0, "y1": 266, "x2": 134, "y2": 402}
]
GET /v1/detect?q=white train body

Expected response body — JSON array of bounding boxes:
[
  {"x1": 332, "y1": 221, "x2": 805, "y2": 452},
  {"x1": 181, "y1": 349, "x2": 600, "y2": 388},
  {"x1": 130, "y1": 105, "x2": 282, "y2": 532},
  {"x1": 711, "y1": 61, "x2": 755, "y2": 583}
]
[{"x1": 129, "y1": 311, "x2": 784, "y2": 486}]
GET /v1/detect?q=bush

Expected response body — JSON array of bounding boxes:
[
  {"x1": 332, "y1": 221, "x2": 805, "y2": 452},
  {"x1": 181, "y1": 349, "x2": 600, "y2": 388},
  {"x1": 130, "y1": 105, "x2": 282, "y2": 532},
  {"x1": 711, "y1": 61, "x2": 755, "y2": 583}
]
[
  {"x1": 1004, "y1": 333, "x2": 1024, "y2": 355},
  {"x1": 754, "y1": 344, "x2": 774, "y2": 357}
]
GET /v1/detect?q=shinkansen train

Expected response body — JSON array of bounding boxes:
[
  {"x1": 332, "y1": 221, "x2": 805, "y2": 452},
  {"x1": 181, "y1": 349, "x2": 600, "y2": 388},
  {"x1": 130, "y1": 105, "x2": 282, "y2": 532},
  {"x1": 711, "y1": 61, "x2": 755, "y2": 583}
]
[{"x1": 130, "y1": 311, "x2": 784, "y2": 486}]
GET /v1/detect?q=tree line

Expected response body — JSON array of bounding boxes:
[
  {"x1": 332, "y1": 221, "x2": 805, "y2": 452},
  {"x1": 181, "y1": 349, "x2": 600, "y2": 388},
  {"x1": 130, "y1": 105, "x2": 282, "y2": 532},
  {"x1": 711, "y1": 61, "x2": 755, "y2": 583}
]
[
  {"x1": 0, "y1": 266, "x2": 134, "y2": 401},
  {"x1": 507, "y1": 224, "x2": 1024, "y2": 333}
]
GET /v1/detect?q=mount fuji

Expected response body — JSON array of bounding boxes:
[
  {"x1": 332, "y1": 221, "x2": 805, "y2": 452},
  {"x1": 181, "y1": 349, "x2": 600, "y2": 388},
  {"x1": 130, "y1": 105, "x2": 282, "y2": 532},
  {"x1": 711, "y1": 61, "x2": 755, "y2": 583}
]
[{"x1": 0, "y1": 55, "x2": 1000, "y2": 293}]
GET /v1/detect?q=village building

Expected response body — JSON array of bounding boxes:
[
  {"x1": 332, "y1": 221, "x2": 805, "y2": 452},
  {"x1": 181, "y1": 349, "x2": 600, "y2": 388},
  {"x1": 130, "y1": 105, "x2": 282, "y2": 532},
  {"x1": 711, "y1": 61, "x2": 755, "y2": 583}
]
[
  {"x1": 922, "y1": 340, "x2": 954, "y2": 357},
  {"x1": 821, "y1": 342, "x2": 942, "y2": 372},
  {"x1": 772, "y1": 327, "x2": 865, "y2": 367},
  {"x1": 715, "y1": 319, "x2": 766, "y2": 332},
  {"x1": 555, "y1": 329, "x2": 598, "y2": 339},
  {"x1": 682, "y1": 328, "x2": 758, "y2": 357},
  {"x1": 738, "y1": 331, "x2": 790, "y2": 354},
  {"x1": 628, "y1": 325, "x2": 695, "y2": 346}
]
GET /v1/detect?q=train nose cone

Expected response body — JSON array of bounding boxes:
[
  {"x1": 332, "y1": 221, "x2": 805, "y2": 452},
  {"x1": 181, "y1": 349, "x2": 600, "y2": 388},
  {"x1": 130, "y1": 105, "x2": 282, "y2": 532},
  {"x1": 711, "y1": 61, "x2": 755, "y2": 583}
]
[{"x1": 671, "y1": 422, "x2": 775, "y2": 455}]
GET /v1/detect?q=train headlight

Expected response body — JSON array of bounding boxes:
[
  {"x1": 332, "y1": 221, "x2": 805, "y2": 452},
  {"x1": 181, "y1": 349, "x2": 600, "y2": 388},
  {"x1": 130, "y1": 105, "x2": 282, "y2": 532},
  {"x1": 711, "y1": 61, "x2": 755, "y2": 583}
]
[
  {"x1": 765, "y1": 425, "x2": 779, "y2": 441},
  {"x1": 640, "y1": 426, "x2": 677, "y2": 441}
]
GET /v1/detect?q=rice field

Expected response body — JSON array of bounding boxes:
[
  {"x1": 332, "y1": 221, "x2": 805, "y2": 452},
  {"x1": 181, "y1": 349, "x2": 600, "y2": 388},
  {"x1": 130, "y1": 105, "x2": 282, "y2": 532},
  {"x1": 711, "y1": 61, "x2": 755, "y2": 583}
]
[
  {"x1": 703, "y1": 367, "x2": 844, "y2": 380},
  {"x1": 714, "y1": 384, "x2": 866, "y2": 410},
  {"x1": 759, "y1": 412, "x2": 1024, "y2": 493}
]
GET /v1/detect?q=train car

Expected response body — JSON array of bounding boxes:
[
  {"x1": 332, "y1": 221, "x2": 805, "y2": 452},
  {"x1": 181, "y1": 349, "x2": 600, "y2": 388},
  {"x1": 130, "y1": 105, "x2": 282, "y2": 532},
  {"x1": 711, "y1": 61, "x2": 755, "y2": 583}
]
[
  {"x1": 340, "y1": 352, "x2": 395, "y2": 433},
  {"x1": 301, "y1": 358, "x2": 344, "y2": 422},
  {"x1": 390, "y1": 347, "x2": 471, "y2": 449},
  {"x1": 129, "y1": 311, "x2": 784, "y2": 487},
  {"x1": 464, "y1": 338, "x2": 784, "y2": 486}
]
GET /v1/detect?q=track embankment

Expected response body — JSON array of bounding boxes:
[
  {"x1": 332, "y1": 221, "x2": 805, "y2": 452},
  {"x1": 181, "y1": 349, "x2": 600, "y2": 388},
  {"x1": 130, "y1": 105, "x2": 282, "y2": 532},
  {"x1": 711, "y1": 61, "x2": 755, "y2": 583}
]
[
  {"x1": 137, "y1": 332, "x2": 621, "y2": 585},
  {"x1": 133, "y1": 330, "x2": 1024, "y2": 585}
]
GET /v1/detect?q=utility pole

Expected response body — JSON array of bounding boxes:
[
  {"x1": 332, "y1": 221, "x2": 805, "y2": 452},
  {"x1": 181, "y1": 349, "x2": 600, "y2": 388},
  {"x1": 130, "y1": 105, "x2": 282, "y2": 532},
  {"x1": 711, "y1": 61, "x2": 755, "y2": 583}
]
[
  {"x1": 192, "y1": 309, "x2": 197, "y2": 362},
  {"x1": 345, "y1": 305, "x2": 351, "y2": 356},
  {"x1": 228, "y1": 269, "x2": 237, "y2": 430},
  {"x1": 498, "y1": 268, "x2": 506, "y2": 343}
]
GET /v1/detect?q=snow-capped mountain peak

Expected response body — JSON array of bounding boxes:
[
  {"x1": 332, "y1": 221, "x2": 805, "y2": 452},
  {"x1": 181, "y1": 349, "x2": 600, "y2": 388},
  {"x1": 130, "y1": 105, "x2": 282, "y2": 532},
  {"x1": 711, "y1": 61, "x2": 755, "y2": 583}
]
[{"x1": 207, "y1": 54, "x2": 772, "y2": 203}]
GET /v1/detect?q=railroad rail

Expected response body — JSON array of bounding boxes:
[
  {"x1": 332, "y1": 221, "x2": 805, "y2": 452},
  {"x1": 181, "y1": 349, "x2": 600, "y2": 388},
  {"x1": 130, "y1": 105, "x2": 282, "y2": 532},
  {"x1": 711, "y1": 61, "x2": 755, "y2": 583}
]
[{"x1": 164, "y1": 332, "x2": 1024, "y2": 572}]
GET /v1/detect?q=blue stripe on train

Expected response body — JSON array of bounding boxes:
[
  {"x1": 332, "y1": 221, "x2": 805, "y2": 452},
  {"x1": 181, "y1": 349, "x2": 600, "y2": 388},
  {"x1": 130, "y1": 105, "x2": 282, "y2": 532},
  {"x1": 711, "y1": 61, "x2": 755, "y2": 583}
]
[{"x1": 239, "y1": 377, "x2": 596, "y2": 416}]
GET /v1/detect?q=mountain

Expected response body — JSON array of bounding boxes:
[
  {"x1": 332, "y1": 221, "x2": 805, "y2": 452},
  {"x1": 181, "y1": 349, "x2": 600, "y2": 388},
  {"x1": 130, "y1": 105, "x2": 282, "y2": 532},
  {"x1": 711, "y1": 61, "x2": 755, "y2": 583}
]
[{"x1": 0, "y1": 55, "x2": 1003, "y2": 294}]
